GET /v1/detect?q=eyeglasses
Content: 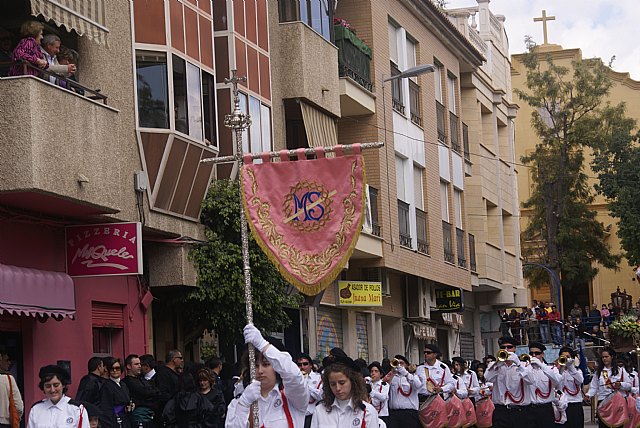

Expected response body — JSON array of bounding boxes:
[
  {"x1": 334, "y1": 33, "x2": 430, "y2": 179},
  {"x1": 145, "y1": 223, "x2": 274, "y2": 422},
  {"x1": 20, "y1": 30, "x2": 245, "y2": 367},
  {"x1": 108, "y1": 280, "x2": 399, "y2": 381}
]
[
  {"x1": 297, "y1": 362, "x2": 310, "y2": 367},
  {"x1": 500, "y1": 345, "x2": 515, "y2": 350},
  {"x1": 110, "y1": 366, "x2": 122, "y2": 371},
  {"x1": 529, "y1": 351, "x2": 543, "y2": 356}
]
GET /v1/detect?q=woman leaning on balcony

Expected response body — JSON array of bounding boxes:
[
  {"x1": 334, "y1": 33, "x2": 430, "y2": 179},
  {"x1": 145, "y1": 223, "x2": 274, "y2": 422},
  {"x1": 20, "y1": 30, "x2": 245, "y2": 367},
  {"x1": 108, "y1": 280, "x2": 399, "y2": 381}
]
[{"x1": 9, "y1": 20, "x2": 48, "y2": 77}]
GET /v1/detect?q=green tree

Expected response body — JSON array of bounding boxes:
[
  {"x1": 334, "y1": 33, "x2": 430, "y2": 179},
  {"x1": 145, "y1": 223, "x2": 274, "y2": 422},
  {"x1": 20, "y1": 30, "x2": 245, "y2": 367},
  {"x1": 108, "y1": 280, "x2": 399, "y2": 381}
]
[
  {"x1": 185, "y1": 179, "x2": 301, "y2": 347},
  {"x1": 516, "y1": 49, "x2": 620, "y2": 298},
  {"x1": 591, "y1": 106, "x2": 640, "y2": 266}
]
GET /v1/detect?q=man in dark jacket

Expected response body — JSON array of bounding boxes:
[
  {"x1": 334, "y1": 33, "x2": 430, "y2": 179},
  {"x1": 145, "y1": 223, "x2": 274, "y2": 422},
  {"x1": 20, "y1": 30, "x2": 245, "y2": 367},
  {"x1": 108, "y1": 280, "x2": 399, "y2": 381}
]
[
  {"x1": 76, "y1": 356, "x2": 106, "y2": 404},
  {"x1": 123, "y1": 354, "x2": 160, "y2": 427},
  {"x1": 154, "y1": 350, "x2": 183, "y2": 415}
]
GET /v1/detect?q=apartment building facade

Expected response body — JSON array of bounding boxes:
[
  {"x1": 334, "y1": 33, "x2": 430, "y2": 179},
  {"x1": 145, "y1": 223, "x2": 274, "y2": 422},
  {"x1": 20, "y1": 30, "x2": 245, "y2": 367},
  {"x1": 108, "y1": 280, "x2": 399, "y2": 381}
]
[{"x1": 0, "y1": 0, "x2": 222, "y2": 407}]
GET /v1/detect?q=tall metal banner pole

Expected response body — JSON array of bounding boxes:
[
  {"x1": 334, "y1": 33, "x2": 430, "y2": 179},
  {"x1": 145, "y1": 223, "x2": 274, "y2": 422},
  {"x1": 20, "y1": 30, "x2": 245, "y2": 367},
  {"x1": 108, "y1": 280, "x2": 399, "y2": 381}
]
[{"x1": 223, "y1": 70, "x2": 259, "y2": 427}]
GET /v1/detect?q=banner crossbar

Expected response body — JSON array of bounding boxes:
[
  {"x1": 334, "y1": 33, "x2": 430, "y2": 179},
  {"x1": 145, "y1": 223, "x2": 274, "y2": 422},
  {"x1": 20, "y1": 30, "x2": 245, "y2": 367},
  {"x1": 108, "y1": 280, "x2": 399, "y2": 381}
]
[{"x1": 200, "y1": 142, "x2": 384, "y2": 165}]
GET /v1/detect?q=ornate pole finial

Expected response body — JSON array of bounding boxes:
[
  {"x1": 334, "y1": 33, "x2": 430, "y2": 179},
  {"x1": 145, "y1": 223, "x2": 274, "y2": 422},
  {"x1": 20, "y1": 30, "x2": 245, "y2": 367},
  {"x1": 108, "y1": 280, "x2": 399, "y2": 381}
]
[{"x1": 224, "y1": 70, "x2": 252, "y2": 131}]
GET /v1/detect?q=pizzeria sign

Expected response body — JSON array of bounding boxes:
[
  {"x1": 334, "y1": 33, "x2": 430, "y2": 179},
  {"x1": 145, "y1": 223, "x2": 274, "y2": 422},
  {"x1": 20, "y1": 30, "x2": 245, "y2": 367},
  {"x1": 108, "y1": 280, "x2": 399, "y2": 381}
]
[{"x1": 66, "y1": 222, "x2": 143, "y2": 276}]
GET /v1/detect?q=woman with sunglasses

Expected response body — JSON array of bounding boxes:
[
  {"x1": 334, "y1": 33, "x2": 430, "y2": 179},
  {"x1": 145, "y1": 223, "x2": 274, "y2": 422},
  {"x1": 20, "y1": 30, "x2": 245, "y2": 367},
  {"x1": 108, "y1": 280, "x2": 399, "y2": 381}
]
[
  {"x1": 525, "y1": 342, "x2": 562, "y2": 426},
  {"x1": 28, "y1": 365, "x2": 89, "y2": 428},
  {"x1": 99, "y1": 357, "x2": 134, "y2": 428},
  {"x1": 586, "y1": 347, "x2": 631, "y2": 428},
  {"x1": 296, "y1": 353, "x2": 322, "y2": 428}
]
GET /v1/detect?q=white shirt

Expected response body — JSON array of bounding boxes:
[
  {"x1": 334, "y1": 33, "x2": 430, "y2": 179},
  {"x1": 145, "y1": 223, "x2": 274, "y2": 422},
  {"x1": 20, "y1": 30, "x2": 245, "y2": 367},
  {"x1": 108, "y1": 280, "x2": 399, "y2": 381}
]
[
  {"x1": 458, "y1": 370, "x2": 479, "y2": 399},
  {"x1": 587, "y1": 367, "x2": 632, "y2": 401},
  {"x1": 484, "y1": 361, "x2": 534, "y2": 406},
  {"x1": 526, "y1": 360, "x2": 562, "y2": 404},
  {"x1": 144, "y1": 368, "x2": 156, "y2": 381},
  {"x1": 388, "y1": 368, "x2": 423, "y2": 410},
  {"x1": 558, "y1": 364, "x2": 584, "y2": 403},
  {"x1": 311, "y1": 399, "x2": 379, "y2": 428},
  {"x1": 629, "y1": 370, "x2": 639, "y2": 395},
  {"x1": 476, "y1": 380, "x2": 493, "y2": 401},
  {"x1": 453, "y1": 376, "x2": 468, "y2": 399},
  {"x1": 416, "y1": 362, "x2": 455, "y2": 398},
  {"x1": 28, "y1": 395, "x2": 89, "y2": 428},
  {"x1": 369, "y1": 380, "x2": 390, "y2": 417},
  {"x1": 305, "y1": 371, "x2": 323, "y2": 416},
  {"x1": 225, "y1": 346, "x2": 308, "y2": 428}
]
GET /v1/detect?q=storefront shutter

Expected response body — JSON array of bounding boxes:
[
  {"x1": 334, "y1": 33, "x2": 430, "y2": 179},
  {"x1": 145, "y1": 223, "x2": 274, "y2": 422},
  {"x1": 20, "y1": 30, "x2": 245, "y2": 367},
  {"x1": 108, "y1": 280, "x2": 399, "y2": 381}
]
[
  {"x1": 356, "y1": 312, "x2": 369, "y2": 361},
  {"x1": 92, "y1": 302, "x2": 124, "y2": 328},
  {"x1": 317, "y1": 305, "x2": 343, "y2": 358},
  {"x1": 460, "y1": 332, "x2": 475, "y2": 361}
]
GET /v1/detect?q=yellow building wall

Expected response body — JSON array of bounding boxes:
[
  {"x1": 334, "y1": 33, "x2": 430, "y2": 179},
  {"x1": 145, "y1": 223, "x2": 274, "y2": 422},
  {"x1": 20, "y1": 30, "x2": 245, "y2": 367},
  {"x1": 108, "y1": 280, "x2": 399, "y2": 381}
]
[{"x1": 511, "y1": 44, "x2": 640, "y2": 308}]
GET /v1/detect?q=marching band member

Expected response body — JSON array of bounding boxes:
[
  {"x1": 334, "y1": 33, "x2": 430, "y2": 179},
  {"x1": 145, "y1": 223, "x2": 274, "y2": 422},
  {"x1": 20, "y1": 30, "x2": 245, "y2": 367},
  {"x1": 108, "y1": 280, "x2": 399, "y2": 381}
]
[
  {"x1": 311, "y1": 354, "x2": 379, "y2": 428},
  {"x1": 367, "y1": 362, "x2": 390, "y2": 422},
  {"x1": 618, "y1": 354, "x2": 639, "y2": 394},
  {"x1": 297, "y1": 353, "x2": 322, "y2": 428},
  {"x1": 415, "y1": 345, "x2": 455, "y2": 401},
  {"x1": 484, "y1": 336, "x2": 534, "y2": 428},
  {"x1": 452, "y1": 357, "x2": 479, "y2": 402},
  {"x1": 225, "y1": 324, "x2": 308, "y2": 428},
  {"x1": 556, "y1": 346, "x2": 584, "y2": 428},
  {"x1": 525, "y1": 342, "x2": 562, "y2": 426},
  {"x1": 586, "y1": 346, "x2": 632, "y2": 428},
  {"x1": 474, "y1": 363, "x2": 492, "y2": 401},
  {"x1": 386, "y1": 354, "x2": 423, "y2": 428}
]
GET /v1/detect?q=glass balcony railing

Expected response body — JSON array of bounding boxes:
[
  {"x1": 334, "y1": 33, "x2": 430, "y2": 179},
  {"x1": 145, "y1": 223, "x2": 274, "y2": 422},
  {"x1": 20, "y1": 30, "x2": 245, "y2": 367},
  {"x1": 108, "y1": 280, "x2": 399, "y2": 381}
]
[{"x1": 335, "y1": 25, "x2": 373, "y2": 92}]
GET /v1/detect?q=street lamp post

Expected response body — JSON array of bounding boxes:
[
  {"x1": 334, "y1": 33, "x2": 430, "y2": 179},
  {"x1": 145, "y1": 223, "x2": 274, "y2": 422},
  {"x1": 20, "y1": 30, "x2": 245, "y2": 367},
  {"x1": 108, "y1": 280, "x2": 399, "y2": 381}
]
[{"x1": 381, "y1": 64, "x2": 435, "y2": 251}]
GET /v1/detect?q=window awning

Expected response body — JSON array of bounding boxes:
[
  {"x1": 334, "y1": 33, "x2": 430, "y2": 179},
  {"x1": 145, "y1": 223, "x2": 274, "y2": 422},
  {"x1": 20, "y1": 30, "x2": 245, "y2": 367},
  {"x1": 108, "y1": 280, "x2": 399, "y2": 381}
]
[
  {"x1": 300, "y1": 102, "x2": 338, "y2": 149},
  {"x1": 30, "y1": 0, "x2": 109, "y2": 46},
  {"x1": 0, "y1": 264, "x2": 75, "y2": 320}
]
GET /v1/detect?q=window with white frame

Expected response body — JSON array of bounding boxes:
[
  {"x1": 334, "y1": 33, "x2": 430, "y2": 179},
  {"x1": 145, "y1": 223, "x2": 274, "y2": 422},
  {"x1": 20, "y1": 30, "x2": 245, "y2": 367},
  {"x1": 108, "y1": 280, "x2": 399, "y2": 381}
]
[
  {"x1": 434, "y1": 62, "x2": 443, "y2": 103},
  {"x1": 440, "y1": 181, "x2": 450, "y2": 222},
  {"x1": 388, "y1": 21, "x2": 399, "y2": 65},
  {"x1": 447, "y1": 73, "x2": 457, "y2": 114},
  {"x1": 453, "y1": 188, "x2": 463, "y2": 227},
  {"x1": 136, "y1": 51, "x2": 218, "y2": 146},
  {"x1": 406, "y1": 37, "x2": 416, "y2": 78},
  {"x1": 395, "y1": 156, "x2": 406, "y2": 201},
  {"x1": 413, "y1": 166, "x2": 424, "y2": 210}
]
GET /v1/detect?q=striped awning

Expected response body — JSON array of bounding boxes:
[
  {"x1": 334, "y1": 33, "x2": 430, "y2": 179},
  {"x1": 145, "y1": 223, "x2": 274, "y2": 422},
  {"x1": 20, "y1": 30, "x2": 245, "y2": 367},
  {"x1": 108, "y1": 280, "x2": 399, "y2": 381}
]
[
  {"x1": 300, "y1": 101, "x2": 339, "y2": 149},
  {"x1": 30, "y1": 0, "x2": 109, "y2": 45}
]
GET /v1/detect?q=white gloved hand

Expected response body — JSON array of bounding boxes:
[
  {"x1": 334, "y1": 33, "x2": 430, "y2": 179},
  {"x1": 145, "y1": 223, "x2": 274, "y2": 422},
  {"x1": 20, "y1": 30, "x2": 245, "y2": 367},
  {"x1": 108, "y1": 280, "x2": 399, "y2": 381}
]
[
  {"x1": 243, "y1": 324, "x2": 269, "y2": 351},
  {"x1": 530, "y1": 357, "x2": 543, "y2": 367},
  {"x1": 364, "y1": 376, "x2": 372, "y2": 385},
  {"x1": 508, "y1": 352, "x2": 521, "y2": 365},
  {"x1": 238, "y1": 380, "x2": 261, "y2": 407},
  {"x1": 397, "y1": 366, "x2": 409, "y2": 377}
]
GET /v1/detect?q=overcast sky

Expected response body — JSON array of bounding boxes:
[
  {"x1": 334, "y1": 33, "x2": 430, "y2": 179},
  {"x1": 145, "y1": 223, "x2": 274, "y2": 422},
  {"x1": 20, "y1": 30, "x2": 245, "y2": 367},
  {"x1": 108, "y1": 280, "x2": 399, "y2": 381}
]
[{"x1": 444, "y1": 0, "x2": 640, "y2": 79}]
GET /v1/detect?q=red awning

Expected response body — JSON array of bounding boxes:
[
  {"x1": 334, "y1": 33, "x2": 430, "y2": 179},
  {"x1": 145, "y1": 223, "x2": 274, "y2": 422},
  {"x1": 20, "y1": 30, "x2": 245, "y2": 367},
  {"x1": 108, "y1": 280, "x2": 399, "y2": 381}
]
[{"x1": 0, "y1": 264, "x2": 75, "y2": 320}]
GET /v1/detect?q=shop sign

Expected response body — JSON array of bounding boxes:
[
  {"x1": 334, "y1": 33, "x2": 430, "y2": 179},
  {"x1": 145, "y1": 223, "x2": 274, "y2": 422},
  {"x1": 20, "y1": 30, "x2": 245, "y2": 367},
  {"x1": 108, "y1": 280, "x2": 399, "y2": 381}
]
[
  {"x1": 66, "y1": 222, "x2": 143, "y2": 276},
  {"x1": 337, "y1": 281, "x2": 382, "y2": 306},
  {"x1": 435, "y1": 287, "x2": 464, "y2": 312},
  {"x1": 413, "y1": 324, "x2": 437, "y2": 340},
  {"x1": 442, "y1": 313, "x2": 464, "y2": 327}
]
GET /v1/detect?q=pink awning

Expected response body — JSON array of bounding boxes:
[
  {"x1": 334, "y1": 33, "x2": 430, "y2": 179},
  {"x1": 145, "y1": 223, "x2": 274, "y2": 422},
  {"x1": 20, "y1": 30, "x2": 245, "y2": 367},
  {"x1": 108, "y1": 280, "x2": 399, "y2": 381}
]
[{"x1": 0, "y1": 264, "x2": 75, "y2": 320}]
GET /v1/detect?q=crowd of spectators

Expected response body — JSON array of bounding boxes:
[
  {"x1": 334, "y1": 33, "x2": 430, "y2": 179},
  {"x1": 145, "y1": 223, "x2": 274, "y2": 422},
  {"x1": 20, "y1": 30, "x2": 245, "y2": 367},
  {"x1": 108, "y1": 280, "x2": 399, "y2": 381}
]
[{"x1": 499, "y1": 300, "x2": 640, "y2": 347}]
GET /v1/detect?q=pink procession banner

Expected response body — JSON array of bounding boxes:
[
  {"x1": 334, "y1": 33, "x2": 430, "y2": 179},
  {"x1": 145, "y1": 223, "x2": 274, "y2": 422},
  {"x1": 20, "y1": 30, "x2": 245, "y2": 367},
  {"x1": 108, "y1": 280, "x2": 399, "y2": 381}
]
[
  {"x1": 241, "y1": 147, "x2": 366, "y2": 295},
  {"x1": 66, "y1": 222, "x2": 143, "y2": 276}
]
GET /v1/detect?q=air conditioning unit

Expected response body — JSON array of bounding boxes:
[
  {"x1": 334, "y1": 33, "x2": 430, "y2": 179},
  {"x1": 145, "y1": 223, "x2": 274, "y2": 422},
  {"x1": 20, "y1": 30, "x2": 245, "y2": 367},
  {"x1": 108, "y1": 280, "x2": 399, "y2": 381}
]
[
  {"x1": 406, "y1": 278, "x2": 430, "y2": 320},
  {"x1": 361, "y1": 267, "x2": 390, "y2": 296}
]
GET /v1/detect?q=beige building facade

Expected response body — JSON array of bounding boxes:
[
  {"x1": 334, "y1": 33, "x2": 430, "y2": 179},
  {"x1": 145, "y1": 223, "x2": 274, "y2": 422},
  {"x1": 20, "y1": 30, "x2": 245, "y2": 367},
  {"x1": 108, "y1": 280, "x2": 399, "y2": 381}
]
[{"x1": 512, "y1": 42, "x2": 640, "y2": 311}]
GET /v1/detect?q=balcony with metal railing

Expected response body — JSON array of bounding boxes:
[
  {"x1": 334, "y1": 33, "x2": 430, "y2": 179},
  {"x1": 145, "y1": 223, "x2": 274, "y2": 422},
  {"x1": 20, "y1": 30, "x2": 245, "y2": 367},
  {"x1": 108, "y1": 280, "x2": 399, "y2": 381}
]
[
  {"x1": 462, "y1": 122, "x2": 470, "y2": 162},
  {"x1": 456, "y1": 227, "x2": 466, "y2": 268},
  {"x1": 469, "y1": 233, "x2": 477, "y2": 272},
  {"x1": 416, "y1": 208, "x2": 429, "y2": 254},
  {"x1": 443, "y1": 221, "x2": 454, "y2": 263},
  {"x1": 391, "y1": 63, "x2": 405, "y2": 115},
  {"x1": 336, "y1": 25, "x2": 376, "y2": 116},
  {"x1": 436, "y1": 101, "x2": 446, "y2": 144},
  {"x1": 369, "y1": 186, "x2": 381, "y2": 237},
  {"x1": 409, "y1": 80, "x2": 422, "y2": 127},
  {"x1": 398, "y1": 200, "x2": 412, "y2": 248},
  {"x1": 450, "y1": 112, "x2": 460, "y2": 153}
]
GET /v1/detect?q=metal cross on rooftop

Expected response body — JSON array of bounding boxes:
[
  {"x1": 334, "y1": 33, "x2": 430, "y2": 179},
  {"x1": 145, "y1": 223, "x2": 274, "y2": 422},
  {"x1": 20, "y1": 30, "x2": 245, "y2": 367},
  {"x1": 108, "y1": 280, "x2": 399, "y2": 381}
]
[{"x1": 534, "y1": 9, "x2": 556, "y2": 45}]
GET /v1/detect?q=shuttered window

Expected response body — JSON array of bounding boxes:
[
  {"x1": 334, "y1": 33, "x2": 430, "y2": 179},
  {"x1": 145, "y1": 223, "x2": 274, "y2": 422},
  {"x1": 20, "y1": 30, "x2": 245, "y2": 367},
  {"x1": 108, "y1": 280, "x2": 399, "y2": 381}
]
[
  {"x1": 92, "y1": 302, "x2": 124, "y2": 328},
  {"x1": 317, "y1": 306, "x2": 343, "y2": 358},
  {"x1": 356, "y1": 313, "x2": 369, "y2": 361}
]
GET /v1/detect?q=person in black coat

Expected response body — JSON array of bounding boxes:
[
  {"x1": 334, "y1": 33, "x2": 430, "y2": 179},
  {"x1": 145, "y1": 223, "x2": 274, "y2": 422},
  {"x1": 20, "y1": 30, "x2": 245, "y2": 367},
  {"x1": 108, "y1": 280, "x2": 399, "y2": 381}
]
[
  {"x1": 122, "y1": 354, "x2": 160, "y2": 427},
  {"x1": 76, "y1": 356, "x2": 106, "y2": 405},
  {"x1": 100, "y1": 357, "x2": 134, "y2": 428},
  {"x1": 196, "y1": 369, "x2": 225, "y2": 428},
  {"x1": 163, "y1": 373, "x2": 215, "y2": 428}
]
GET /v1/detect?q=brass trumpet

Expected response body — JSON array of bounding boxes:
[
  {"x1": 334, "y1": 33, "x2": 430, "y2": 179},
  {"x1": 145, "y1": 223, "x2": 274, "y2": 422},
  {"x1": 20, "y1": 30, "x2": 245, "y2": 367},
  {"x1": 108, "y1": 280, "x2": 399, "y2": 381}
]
[
  {"x1": 497, "y1": 349, "x2": 509, "y2": 362},
  {"x1": 558, "y1": 355, "x2": 568, "y2": 366},
  {"x1": 390, "y1": 358, "x2": 400, "y2": 369},
  {"x1": 520, "y1": 354, "x2": 531, "y2": 363}
]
